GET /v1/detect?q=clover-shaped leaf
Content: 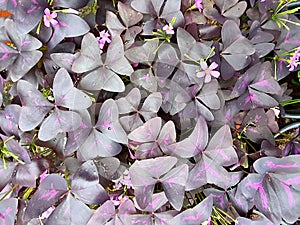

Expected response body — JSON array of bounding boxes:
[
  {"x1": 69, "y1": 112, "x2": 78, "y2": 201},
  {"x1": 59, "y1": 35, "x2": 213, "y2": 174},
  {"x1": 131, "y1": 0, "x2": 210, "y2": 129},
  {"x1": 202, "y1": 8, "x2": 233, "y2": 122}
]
[
  {"x1": 220, "y1": 20, "x2": 255, "y2": 79},
  {"x1": 116, "y1": 88, "x2": 162, "y2": 131},
  {"x1": 231, "y1": 62, "x2": 281, "y2": 110},
  {"x1": 128, "y1": 117, "x2": 176, "y2": 159},
  {"x1": 18, "y1": 68, "x2": 91, "y2": 141},
  {"x1": 66, "y1": 99, "x2": 127, "y2": 160},
  {"x1": 131, "y1": 0, "x2": 184, "y2": 35},
  {"x1": 0, "y1": 19, "x2": 42, "y2": 81},
  {"x1": 129, "y1": 156, "x2": 188, "y2": 210},
  {"x1": 106, "y1": 2, "x2": 143, "y2": 48},
  {"x1": 237, "y1": 155, "x2": 300, "y2": 224},
  {"x1": 73, "y1": 33, "x2": 132, "y2": 92}
]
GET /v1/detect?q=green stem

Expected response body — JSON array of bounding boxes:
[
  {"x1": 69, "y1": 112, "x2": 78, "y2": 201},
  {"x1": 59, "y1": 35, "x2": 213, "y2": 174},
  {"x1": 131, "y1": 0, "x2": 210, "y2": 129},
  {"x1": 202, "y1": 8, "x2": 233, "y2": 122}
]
[
  {"x1": 205, "y1": 47, "x2": 215, "y2": 61},
  {"x1": 184, "y1": 54, "x2": 201, "y2": 64},
  {"x1": 280, "y1": 99, "x2": 300, "y2": 106},
  {"x1": 153, "y1": 41, "x2": 165, "y2": 55},
  {"x1": 0, "y1": 184, "x2": 19, "y2": 202}
]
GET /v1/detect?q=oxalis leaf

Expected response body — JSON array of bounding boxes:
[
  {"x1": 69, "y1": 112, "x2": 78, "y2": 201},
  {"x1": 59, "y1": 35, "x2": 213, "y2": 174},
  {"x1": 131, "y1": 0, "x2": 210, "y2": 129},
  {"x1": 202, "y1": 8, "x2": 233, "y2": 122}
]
[
  {"x1": 17, "y1": 68, "x2": 91, "y2": 141},
  {"x1": 129, "y1": 156, "x2": 188, "y2": 211},
  {"x1": 65, "y1": 99, "x2": 127, "y2": 160},
  {"x1": 72, "y1": 33, "x2": 132, "y2": 92},
  {"x1": 0, "y1": 19, "x2": 42, "y2": 81},
  {"x1": 236, "y1": 155, "x2": 300, "y2": 224},
  {"x1": 128, "y1": 117, "x2": 176, "y2": 159}
]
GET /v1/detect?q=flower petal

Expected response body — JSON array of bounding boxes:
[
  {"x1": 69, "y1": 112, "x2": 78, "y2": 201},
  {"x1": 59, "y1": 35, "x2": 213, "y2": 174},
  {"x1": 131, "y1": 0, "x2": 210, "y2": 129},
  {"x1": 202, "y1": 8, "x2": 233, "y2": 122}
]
[
  {"x1": 204, "y1": 74, "x2": 211, "y2": 83},
  {"x1": 209, "y1": 62, "x2": 218, "y2": 70},
  {"x1": 51, "y1": 19, "x2": 58, "y2": 26},
  {"x1": 43, "y1": 16, "x2": 50, "y2": 27},
  {"x1": 200, "y1": 61, "x2": 208, "y2": 70},
  {"x1": 210, "y1": 70, "x2": 220, "y2": 78},
  {"x1": 44, "y1": 8, "x2": 50, "y2": 16},
  {"x1": 196, "y1": 71, "x2": 206, "y2": 78},
  {"x1": 51, "y1": 11, "x2": 57, "y2": 18}
]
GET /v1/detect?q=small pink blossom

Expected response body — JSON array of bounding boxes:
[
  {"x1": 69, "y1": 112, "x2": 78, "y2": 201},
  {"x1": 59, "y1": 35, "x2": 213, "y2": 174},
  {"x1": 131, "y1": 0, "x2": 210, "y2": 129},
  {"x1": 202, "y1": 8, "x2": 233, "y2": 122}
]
[
  {"x1": 132, "y1": 62, "x2": 139, "y2": 67},
  {"x1": 287, "y1": 47, "x2": 300, "y2": 71},
  {"x1": 99, "y1": 30, "x2": 111, "y2": 43},
  {"x1": 110, "y1": 194, "x2": 129, "y2": 206},
  {"x1": 43, "y1": 8, "x2": 58, "y2": 27},
  {"x1": 96, "y1": 30, "x2": 111, "y2": 49},
  {"x1": 288, "y1": 56, "x2": 298, "y2": 71},
  {"x1": 195, "y1": 0, "x2": 203, "y2": 12},
  {"x1": 96, "y1": 37, "x2": 106, "y2": 49},
  {"x1": 112, "y1": 169, "x2": 133, "y2": 190},
  {"x1": 196, "y1": 61, "x2": 220, "y2": 83},
  {"x1": 163, "y1": 23, "x2": 174, "y2": 35}
]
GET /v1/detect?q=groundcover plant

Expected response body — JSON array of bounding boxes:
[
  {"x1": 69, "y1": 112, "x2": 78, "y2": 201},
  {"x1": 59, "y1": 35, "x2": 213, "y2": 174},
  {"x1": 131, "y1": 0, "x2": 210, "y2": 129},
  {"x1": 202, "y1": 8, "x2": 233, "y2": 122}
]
[{"x1": 2, "y1": 0, "x2": 300, "y2": 224}]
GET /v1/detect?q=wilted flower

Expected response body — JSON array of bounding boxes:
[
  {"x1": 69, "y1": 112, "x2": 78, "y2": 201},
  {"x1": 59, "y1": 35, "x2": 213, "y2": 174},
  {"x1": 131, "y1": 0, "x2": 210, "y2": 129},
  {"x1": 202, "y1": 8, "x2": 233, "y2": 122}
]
[
  {"x1": 195, "y1": 0, "x2": 203, "y2": 12},
  {"x1": 163, "y1": 23, "x2": 174, "y2": 35},
  {"x1": 196, "y1": 61, "x2": 220, "y2": 83},
  {"x1": 43, "y1": 8, "x2": 58, "y2": 27}
]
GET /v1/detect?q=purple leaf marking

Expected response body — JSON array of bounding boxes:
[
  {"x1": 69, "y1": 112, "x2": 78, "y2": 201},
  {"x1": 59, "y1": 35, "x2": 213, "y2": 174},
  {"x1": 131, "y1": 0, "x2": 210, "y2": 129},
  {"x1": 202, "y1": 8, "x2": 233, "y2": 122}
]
[
  {"x1": 281, "y1": 182, "x2": 295, "y2": 207},
  {"x1": 0, "y1": 207, "x2": 12, "y2": 225},
  {"x1": 254, "y1": 70, "x2": 272, "y2": 88},
  {"x1": 197, "y1": 162, "x2": 220, "y2": 179},
  {"x1": 246, "y1": 181, "x2": 268, "y2": 209},
  {"x1": 286, "y1": 177, "x2": 300, "y2": 185},
  {"x1": 267, "y1": 161, "x2": 298, "y2": 169},
  {"x1": 40, "y1": 189, "x2": 59, "y2": 201},
  {"x1": 182, "y1": 212, "x2": 204, "y2": 221},
  {"x1": 245, "y1": 92, "x2": 259, "y2": 104},
  {"x1": 284, "y1": 30, "x2": 300, "y2": 45}
]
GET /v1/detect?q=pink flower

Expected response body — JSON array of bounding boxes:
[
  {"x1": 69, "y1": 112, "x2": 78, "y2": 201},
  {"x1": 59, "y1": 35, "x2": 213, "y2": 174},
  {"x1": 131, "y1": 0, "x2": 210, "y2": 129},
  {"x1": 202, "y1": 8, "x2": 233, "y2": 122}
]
[
  {"x1": 195, "y1": 0, "x2": 203, "y2": 12},
  {"x1": 43, "y1": 8, "x2": 58, "y2": 27},
  {"x1": 163, "y1": 23, "x2": 174, "y2": 35},
  {"x1": 287, "y1": 47, "x2": 300, "y2": 71},
  {"x1": 110, "y1": 194, "x2": 129, "y2": 206},
  {"x1": 288, "y1": 56, "x2": 298, "y2": 71},
  {"x1": 96, "y1": 37, "x2": 106, "y2": 49},
  {"x1": 196, "y1": 61, "x2": 220, "y2": 83},
  {"x1": 99, "y1": 30, "x2": 111, "y2": 43},
  {"x1": 96, "y1": 30, "x2": 111, "y2": 49},
  {"x1": 131, "y1": 62, "x2": 139, "y2": 67},
  {"x1": 112, "y1": 169, "x2": 133, "y2": 190}
]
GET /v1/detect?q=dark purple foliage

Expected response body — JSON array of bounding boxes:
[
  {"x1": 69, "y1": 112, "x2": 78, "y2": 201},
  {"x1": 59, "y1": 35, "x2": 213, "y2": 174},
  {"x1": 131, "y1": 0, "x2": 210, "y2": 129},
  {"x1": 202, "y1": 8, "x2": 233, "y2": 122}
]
[{"x1": 236, "y1": 155, "x2": 300, "y2": 224}]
